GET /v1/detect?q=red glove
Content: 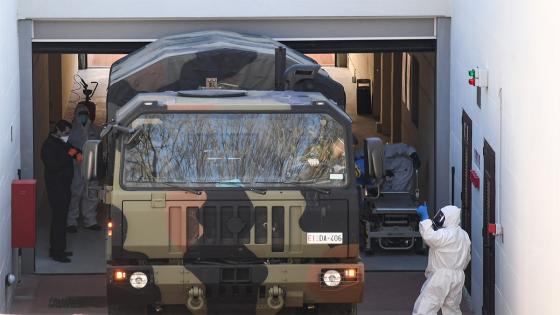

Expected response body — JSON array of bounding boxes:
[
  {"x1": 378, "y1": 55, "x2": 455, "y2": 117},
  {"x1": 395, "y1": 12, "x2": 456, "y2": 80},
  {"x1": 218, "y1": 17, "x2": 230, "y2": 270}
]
[
  {"x1": 76, "y1": 153, "x2": 84, "y2": 163},
  {"x1": 68, "y1": 147, "x2": 79, "y2": 158}
]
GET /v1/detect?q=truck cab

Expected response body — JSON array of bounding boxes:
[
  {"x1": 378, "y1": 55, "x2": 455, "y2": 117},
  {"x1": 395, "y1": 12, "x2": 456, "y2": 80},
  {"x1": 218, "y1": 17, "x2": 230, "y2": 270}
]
[{"x1": 83, "y1": 90, "x2": 363, "y2": 314}]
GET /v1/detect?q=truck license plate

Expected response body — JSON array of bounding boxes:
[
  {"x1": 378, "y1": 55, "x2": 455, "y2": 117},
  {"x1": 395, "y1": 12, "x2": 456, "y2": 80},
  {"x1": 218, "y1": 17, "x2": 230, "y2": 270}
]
[{"x1": 306, "y1": 233, "x2": 343, "y2": 244}]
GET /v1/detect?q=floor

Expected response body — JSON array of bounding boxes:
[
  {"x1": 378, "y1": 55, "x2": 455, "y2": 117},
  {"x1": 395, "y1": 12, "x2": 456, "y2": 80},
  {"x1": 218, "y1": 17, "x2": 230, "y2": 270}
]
[
  {"x1": 35, "y1": 219, "x2": 106, "y2": 274},
  {"x1": 35, "y1": 191, "x2": 106, "y2": 274},
  {"x1": 9, "y1": 272, "x2": 474, "y2": 315},
  {"x1": 363, "y1": 252, "x2": 428, "y2": 272}
]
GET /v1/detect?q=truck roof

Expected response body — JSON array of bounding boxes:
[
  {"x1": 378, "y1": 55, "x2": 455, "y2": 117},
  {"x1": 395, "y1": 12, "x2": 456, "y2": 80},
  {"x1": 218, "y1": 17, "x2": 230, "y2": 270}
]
[
  {"x1": 106, "y1": 30, "x2": 346, "y2": 119},
  {"x1": 115, "y1": 90, "x2": 351, "y2": 125}
]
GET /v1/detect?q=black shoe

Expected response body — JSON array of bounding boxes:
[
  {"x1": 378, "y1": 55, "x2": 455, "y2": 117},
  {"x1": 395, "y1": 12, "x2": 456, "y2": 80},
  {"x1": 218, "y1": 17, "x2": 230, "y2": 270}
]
[
  {"x1": 51, "y1": 255, "x2": 71, "y2": 263},
  {"x1": 84, "y1": 224, "x2": 102, "y2": 231},
  {"x1": 66, "y1": 225, "x2": 78, "y2": 233},
  {"x1": 49, "y1": 250, "x2": 73, "y2": 257}
]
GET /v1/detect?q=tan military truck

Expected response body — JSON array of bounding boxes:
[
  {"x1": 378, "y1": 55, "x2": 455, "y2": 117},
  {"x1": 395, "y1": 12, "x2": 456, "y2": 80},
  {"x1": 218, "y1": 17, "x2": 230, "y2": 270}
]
[{"x1": 82, "y1": 31, "x2": 364, "y2": 314}]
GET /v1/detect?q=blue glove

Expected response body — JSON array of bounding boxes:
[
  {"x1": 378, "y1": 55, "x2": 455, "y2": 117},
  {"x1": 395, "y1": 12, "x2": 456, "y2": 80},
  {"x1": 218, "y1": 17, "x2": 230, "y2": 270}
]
[{"x1": 416, "y1": 203, "x2": 429, "y2": 221}]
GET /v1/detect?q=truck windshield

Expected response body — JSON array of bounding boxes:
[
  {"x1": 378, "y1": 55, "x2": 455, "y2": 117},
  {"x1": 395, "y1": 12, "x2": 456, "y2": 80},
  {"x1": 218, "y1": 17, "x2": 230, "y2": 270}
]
[{"x1": 122, "y1": 113, "x2": 348, "y2": 188}]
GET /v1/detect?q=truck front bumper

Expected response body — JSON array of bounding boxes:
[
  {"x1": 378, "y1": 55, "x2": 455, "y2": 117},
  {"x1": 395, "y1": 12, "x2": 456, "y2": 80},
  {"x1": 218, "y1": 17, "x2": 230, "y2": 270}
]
[{"x1": 107, "y1": 262, "x2": 364, "y2": 312}]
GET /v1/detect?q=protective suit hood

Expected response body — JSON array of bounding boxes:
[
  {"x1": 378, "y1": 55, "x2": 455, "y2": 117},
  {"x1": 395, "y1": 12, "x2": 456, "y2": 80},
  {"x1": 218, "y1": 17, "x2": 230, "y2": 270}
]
[
  {"x1": 441, "y1": 205, "x2": 461, "y2": 228},
  {"x1": 73, "y1": 103, "x2": 90, "y2": 118},
  {"x1": 68, "y1": 104, "x2": 100, "y2": 150}
]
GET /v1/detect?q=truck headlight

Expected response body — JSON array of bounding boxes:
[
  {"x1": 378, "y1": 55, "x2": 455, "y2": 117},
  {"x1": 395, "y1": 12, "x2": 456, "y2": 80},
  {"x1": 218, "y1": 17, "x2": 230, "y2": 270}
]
[
  {"x1": 322, "y1": 270, "x2": 341, "y2": 287},
  {"x1": 129, "y1": 272, "x2": 148, "y2": 289}
]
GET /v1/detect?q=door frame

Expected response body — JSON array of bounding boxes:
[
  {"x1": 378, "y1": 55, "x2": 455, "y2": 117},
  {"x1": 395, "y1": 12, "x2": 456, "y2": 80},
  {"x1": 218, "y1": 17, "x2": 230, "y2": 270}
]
[
  {"x1": 482, "y1": 140, "x2": 496, "y2": 315},
  {"x1": 461, "y1": 110, "x2": 473, "y2": 293}
]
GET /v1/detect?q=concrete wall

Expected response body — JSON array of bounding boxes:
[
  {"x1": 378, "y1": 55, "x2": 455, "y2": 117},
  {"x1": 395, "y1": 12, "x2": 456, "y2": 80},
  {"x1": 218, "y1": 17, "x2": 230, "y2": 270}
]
[
  {"x1": 18, "y1": 0, "x2": 450, "y2": 19},
  {"x1": 0, "y1": 0, "x2": 21, "y2": 312},
  {"x1": 33, "y1": 55, "x2": 51, "y2": 220},
  {"x1": 60, "y1": 54, "x2": 78, "y2": 121},
  {"x1": 401, "y1": 52, "x2": 435, "y2": 205},
  {"x1": 450, "y1": 1, "x2": 560, "y2": 314}
]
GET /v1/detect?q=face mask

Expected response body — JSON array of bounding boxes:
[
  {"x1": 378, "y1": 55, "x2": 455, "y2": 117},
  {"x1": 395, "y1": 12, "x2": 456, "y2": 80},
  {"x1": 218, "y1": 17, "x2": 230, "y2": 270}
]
[
  {"x1": 79, "y1": 115, "x2": 89, "y2": 126},
  {"x1": 60, "y1": 136, "x2": 69, "y2": 143}
]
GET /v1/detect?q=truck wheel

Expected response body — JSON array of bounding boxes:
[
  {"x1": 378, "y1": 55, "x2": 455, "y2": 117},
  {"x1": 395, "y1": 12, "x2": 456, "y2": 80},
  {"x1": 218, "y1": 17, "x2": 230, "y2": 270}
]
[
  {"x1": 108, "y1": 304, "x2": 146, "y2": 314},
  {"x1": 318, "y1": 303, "x2": 357, "y2": 314}
]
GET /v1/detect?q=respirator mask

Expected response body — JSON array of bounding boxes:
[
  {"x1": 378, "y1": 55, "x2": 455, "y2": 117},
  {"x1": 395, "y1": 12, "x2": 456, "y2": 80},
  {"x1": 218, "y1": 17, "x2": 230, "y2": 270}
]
[
  {"x1": 432, "y1": 209, "x2": 446, "y2": 230},
  {"x1": 78, "y1": 113, "x2": 89, "y2": 126}
]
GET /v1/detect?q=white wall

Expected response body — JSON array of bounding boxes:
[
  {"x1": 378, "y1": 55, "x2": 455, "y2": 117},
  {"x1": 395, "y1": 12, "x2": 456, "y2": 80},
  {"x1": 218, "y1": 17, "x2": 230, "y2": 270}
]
[
  {"x1": 0, "y1": 0, "x2": 21, "y2": 312},
  {"x1": 18, "y1": 0, "x2": 450, "y2": 19},
  {"x1": 450, "y1": 0, "x2": 560, "y2": 314}
]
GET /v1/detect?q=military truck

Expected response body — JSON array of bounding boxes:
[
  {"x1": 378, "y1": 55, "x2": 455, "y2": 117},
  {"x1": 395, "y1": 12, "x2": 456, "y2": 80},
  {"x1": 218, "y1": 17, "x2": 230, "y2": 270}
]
[{"x1": 82, "y1": 31, "x2": 364, "y2": 314}]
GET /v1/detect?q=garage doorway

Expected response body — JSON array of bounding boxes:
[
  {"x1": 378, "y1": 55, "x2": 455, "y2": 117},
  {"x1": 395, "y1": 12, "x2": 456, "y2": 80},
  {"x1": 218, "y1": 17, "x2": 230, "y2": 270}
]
[{"x1": 27, "y1": 36, "x2": 440, "y2": 274}]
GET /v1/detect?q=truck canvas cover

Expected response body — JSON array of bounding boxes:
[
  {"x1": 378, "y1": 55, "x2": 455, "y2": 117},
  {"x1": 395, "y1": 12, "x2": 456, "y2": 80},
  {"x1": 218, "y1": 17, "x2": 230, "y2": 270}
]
[{"x1": 107, "y1": 30, "x2": 345, "y2": 119}]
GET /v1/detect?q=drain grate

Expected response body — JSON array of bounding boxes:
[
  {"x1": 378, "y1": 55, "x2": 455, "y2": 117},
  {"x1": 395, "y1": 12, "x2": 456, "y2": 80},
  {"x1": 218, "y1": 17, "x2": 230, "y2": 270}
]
[{"x1": 48, "y1": 296, "x2": 107, "y2": 308}]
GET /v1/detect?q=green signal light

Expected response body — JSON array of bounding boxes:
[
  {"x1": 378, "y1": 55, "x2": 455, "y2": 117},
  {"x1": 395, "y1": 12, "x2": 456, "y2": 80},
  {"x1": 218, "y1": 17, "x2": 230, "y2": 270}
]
[{"x1": 468, "y1": 69, "x2": 476, "y2": 77}]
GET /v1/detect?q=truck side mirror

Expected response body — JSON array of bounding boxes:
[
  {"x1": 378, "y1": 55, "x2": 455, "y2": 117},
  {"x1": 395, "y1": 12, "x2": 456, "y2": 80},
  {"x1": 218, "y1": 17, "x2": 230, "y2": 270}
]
[
  {"x1": 82, "y1": 140, "x2": 103, "y2": 181},
  {"x1": 363, "y1": 137, "x2": 384, "y2": 181}
]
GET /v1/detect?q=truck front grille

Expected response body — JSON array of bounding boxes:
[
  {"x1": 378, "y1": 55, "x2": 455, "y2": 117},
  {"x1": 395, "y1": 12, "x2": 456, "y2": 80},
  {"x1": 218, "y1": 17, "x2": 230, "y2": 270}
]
[{"x1": 187, "y1": 205, "x2": 283, "y2": 249}]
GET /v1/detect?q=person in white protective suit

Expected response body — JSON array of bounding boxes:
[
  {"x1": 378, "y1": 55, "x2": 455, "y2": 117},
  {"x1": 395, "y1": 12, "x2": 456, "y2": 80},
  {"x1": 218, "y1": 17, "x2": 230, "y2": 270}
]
[
  {"x1": 413, "y1": 204, "x2": 471, "y2": 315},
  {"x1": 383, "y1": 143, "x2": 421, "y2": 192},
  {"x1": 67, "y1": 104, "x2": 101, "y2": 232}
]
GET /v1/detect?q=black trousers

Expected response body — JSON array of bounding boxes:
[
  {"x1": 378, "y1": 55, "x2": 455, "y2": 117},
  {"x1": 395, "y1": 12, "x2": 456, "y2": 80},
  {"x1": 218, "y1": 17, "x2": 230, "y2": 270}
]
[{"x1": 46, "y1": 180, "x2": 71, "y2": 254}]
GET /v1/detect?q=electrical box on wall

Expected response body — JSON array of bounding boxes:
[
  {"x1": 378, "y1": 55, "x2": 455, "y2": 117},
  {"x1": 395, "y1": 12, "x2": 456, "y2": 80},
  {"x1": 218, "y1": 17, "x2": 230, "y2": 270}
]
[
  {"x1": 468, "y1": 67, "x2": 488, "y2": 88},
  {"x1": 12, "y1": 180, "x2": 36, "y2": 248}
]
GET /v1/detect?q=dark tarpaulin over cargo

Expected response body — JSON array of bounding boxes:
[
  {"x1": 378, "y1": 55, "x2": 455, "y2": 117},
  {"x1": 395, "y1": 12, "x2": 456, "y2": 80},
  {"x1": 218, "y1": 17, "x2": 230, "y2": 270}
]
[{"x1": 106, "y1": 30, "x2": 345, "y2": 119}]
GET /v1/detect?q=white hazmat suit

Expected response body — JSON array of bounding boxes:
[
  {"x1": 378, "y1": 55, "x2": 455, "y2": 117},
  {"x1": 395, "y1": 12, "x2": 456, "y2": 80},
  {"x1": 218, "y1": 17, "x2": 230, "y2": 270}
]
[
  {"x1": 67, "y1": 104, "x2": 101, "y2": 228},
  {"x1": 413, "y1": 205, "x2": 471, "y2": 315}
]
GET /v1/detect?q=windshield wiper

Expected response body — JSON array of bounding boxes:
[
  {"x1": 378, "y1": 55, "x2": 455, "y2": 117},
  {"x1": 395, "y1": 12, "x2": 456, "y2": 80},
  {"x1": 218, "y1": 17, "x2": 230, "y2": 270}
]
[
  {"x1": 282, "y1": 180, "x2": 331, "y2": 195},
  {"x1": 255, "y1": 180, "x2": 331, "y2": 195},
  {"x1": 248, "y1": 187, "x2": 267, "y2": 195},
  {"x1": 159, "y1": 182, "x2": 202, "y2": 195}
]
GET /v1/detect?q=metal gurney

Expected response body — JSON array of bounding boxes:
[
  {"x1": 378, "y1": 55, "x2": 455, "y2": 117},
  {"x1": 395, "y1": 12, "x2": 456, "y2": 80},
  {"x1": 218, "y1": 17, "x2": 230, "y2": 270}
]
[{"x1": 359, "y1": 138, "x2": 424, "y2": 254}]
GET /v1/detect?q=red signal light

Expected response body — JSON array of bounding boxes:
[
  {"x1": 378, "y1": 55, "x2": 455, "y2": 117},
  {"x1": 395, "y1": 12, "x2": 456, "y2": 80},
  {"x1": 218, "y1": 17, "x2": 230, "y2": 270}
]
[{"x1": 468, "y1": 69, "x2": 477, "y2": 86}]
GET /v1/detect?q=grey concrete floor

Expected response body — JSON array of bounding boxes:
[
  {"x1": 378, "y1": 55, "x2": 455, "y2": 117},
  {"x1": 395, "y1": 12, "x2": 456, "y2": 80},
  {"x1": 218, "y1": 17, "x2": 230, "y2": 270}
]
[
  {"x1": 8, "y1": 272, "x2": 473, "y2": 314},
  {"x1": 35, "y1": 196, "x2": 106, "y2": 274}
]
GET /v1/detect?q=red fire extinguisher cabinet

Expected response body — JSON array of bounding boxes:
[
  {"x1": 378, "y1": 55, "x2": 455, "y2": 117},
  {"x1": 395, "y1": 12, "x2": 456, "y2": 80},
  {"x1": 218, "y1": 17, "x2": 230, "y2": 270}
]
[{"x1": 12, "y1": 180, "x2": 36, "y2": 248}]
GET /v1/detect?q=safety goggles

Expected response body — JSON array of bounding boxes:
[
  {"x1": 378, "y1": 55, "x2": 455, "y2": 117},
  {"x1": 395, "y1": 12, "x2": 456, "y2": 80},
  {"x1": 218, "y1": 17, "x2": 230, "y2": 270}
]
[{"x1": 432, "y1": 209, "x2": 446, "y2": 229}]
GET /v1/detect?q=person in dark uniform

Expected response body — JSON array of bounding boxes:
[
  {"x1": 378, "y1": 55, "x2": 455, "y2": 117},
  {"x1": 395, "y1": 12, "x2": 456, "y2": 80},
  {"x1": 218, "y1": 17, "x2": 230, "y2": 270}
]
[{"x1": 41, "y1": 120, "x2": 83, "y2": 263}]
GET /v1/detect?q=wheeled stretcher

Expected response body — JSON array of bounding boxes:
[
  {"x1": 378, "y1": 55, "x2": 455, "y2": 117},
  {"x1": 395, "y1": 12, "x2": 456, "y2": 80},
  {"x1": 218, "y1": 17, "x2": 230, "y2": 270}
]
[{"x1": 359, "y1": 138, "x2": 424, "y2": 254}]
